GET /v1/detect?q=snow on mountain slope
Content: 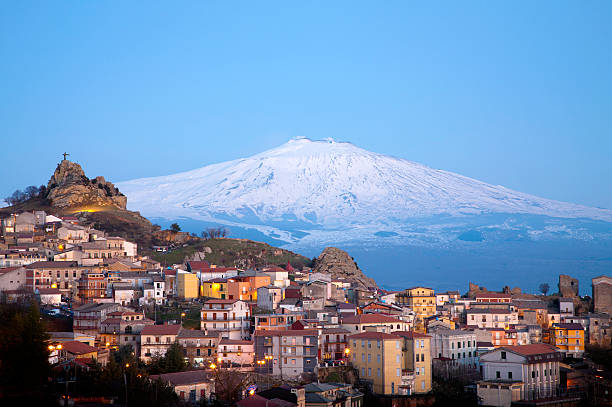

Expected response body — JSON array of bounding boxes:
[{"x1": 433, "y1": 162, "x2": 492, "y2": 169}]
[{"x1": 118, "y1": 138, "x2": 612, "y2": 232}]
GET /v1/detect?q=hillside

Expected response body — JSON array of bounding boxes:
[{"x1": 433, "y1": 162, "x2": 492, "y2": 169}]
[{"x1": 151, "y1": 237, "x2": 313, "y2": 269}]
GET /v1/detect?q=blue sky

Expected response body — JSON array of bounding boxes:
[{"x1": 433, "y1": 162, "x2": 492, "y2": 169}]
[{"x1": 1, "y1": 1, "x2": 611, "y2": 209}]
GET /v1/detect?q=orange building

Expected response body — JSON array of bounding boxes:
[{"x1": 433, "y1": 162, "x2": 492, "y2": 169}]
[
  {"x1": 227, "y1": 273, "x2": 271, "y2": 301},
  {"x1": 78, "y1": 271, "x2": 107, "y2": 302},
  {"x1": 550, "y1": 323, "x2": 584, "y2": 358}
]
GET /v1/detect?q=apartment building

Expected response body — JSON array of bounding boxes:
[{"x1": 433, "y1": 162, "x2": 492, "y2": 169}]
[
  {"x1": 341, "y1": 314, "x2": 411, "y2": 334},
  {"x1": 73, "y1": 302, "x2": 122, "y2": 337},
  {"x1": 466, "y1": 309, "x2": 518, "y2": 329},
  {"x1": 429, "y1": 327, "x2": 478, "y2": 368},
  {"x1": 254, "y1": 313, "x2": 305, "y2": 331},
  {"x1": 99, "y1": 311, "x2": 154, "y2": 353},
  {"x1": 177, "y1": 329, "x2": 219, "y2": 367},
  {"x1": 477, "y1": 344, "x2": 561, "y2": 407},
  {"x1": 25, "y1": 261, "x2": 91, "y2": 298},
  {"x1": 140, "y1": 324, "x2": 182, "y2": 363},
  {"x1": 549, "y1": 323, "x2": 585, "y2": 358},
  {"x1": 396, "y1": 287, "x2": 436, "y2": 330},
  {"x1": 217, "y1": 338, "x2": 254, "y2": 365},
  {"x1": 200, "y1": 299, "x2": 250, "y2": 339},
  {"x1": 253, "y1": 329, "x2": 318, "y2": 379},
  {"x1": 348, "y1": 331, "x2": 432, "y2": 396}
]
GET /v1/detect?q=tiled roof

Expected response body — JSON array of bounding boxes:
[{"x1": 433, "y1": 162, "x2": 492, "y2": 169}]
[
  {"x1": 26, "y1": 261, "x2": 79, "y2": 269},
  {"x1": 348, "y1": 332, "x2": 400, "y2": 340},
  {"x1": 553, "y1": 323, "x2": 584, "y2": 330},
  {"x1": 219, "y1": 339, "x2": 253, "y2": 345},
  {"x1": 475, "y1": 292, "x2": 511, "y2": 298},
  {"x1": 150, "y1": 369, "x2": 212, "y2": 386},
  {"x1": 501, "y1": 343, "x2": 559, "y2": 357},
  {"x1": 254, "y1": 329, "x2": 318, "y2": 337},
  {"x1": 341, "y1": 314, "x2": 403, "y2": 324},
  {"x1": 62, "y1": 340, "x2": 98, "y2": 355},
  {"x1": 394, "y1": 331, "x2": 430, "y2": 339},
  {"x1": 141, "y1": 324, "x2": 181, "y2": 336}
]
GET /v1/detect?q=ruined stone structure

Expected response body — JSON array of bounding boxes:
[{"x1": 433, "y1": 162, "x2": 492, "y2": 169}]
[
  {"x1": 592, "y1": 275, "x2": 612, "y2": 315},
  {"x1": 558, "y1": 274, "x2": 579, "y2": 297}
]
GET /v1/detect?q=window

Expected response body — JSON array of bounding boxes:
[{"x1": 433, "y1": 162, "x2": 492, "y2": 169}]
[
  {"x1": 501, "y1": 351, "x2": 506, "y2": 360},
  {"x1": 416, "y1": 354, "x2": 420, "y2": 362},
  {"x1": 496, "y1": 371, "x2": 501, "y2": 379},
  {"x1": 377, "y1": 368, "x2": 380, "y2": 377},
  {"x1": 368, "y1": 354, "x2": 371, "y2": 362},
  {"x1": 362, "y1": 354, "x2": 365, "y2": 362},
  {"x1": 377, "y1": 354, "x2": 380, "y2": 362},
  {"x1": 532, "y1": 371, "x2": 535, "y2": 378},
  {"x1": 508, "y1": 372, "x2": 513, "y2": 379},
  {"x1": 396, "y1": 368, "x2": 401, "y2": 377},
  {"x1": 362, "y1": 368, "x2": 365, "y2": 376},
  {"x1": 368, "y1": 368, "x2": 371, "y2": 377}
]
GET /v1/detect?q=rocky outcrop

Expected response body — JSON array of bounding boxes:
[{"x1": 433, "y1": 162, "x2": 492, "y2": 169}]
[
  {"x1": 46, "y1": 160, "x2": 126, "y2": 209},
  {"x1": 312, "y1": 247, "x2": 377, "y2": 289}
]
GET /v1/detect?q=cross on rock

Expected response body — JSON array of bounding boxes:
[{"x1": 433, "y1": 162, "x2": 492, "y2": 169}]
[{"x1": 62, "y1": 152, "x2": 70, "y2": 160}]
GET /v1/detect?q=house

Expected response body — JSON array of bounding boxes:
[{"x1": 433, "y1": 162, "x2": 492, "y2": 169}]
[
  {"x1": 37, "y1": 287, "x2": 62, "y2": 305},
  {"x1": 319, "y1": 327, "x2": 350, "y2": 363},
  {"x1": 99, "y1": 311, "x2": 154, "y2": 353},
  {"x1": 177, "y1": 329, "x2": 219, "y2": 367},
  {"x1": 77, "y1": 271, "x2": 107, "y2": 302},
  {"x1": 73, "y1": 302, "x2": 122, "y2": 337},
  {"x1": 348, "y1": 331, "x2": 432, "y2": 396},
  {"x1": 177, "y1": 272, "x2": 199, "y2": 299},
  {"x1": 466, "y1": 309, "x2": 519, "y2": 329},
  {"x1": 549, "y1": 323, "x2": 585, "y2": 357},
  {"x1": 395, "y1": 287, "x2": 436, "y2": 331},
  {"x1": 25, "y1": 261, "x2": 91, "y2": 299},
  {"x1": 428, "y1": 327, "x2": 478, "y2": 372},
  {"x1": 150, "y1": 370, "x2": 214, "y2": 404},
  {"x1": 477, "y1": 344, "x2": 562, "y2": 407},
  {"x1": 255, "y1": 313, "x2": 305, "y2": 331},
  {"x1": 59, "y1": 340, "x2": 109, "y2": 366},
  {"x1": 257, "y1": 285, "x2": 283, "y2": 310},
  {"x1": 201, "y1": 278, "x2": 228, "y2": 299},
  {"x1": 217, "y1": 338, "x2": 254, "y2": 365},
  {"x1": 475, "y1": 292, "x2": 512, "y2": 303},
  {"x1": 200, "y1": 299, "x2": 250, "y2": 339},
  {"x1": 303, "y1": 382, "x2": 364, "y2": 407},
  {"x1": 559, "y1": 298, "x2": 575, "y2": 317},
  {"x1": 0, "y1": 266, "x2": 27, "y2": 292},
  {"x1": 227, "y1": 271, "x2": 272, "y2": 301},
  {"x1": 140, "y1": 324, "x2": 182, "y2": 362},
  {"x1": 341, "y1": 314, "x2": 410, "y2": 334},
  {"x1": 254, "y1": 329, "x2": 319, "y2": 379}
]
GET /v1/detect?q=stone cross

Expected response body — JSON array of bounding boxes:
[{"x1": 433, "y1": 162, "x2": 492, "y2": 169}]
[{"x1": 62, "y1": 152, "x2": 70, "y2": 160}]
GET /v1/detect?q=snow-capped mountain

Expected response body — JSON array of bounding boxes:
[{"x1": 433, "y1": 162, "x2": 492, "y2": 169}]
[
  {"x1": 119, "y1": 138, "x2": 612, "y2": 290},
  {"x1": 119, "y1": 138, "x2": 611, "y2": 235}
]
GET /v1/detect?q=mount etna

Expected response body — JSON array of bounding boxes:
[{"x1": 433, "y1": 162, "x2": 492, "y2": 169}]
[{"x1": 118, "y1": 138, "x2": 612, "y2": 293}]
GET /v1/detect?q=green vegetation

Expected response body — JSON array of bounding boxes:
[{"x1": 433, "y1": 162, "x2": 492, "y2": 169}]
[
  {"x1": 586, "y1": 344, "x2": 612, "y2": 371},
  {"x1": 144, "y1": 302, "x2": 202, "y2": 329},
  {"x1": 0, "y1": 300, "x2": 54, "y2": 405},
  {"x1": 152, "y1": 237, "x2": 312, "y2": 269}
]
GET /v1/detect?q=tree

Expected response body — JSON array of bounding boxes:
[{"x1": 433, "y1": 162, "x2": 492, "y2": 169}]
[
  {"x1": 148, "y1": 342, "x2": 187, "y2": 374},
  {"x1": 170, "y1": 223, "x2": 181, "y2": 233},
  {"x1": 0, "y1": 300, "x2": 54, "y2": 404},
  {"x1": 539, "y1": 283, "x2": 550, "y2": 295}
]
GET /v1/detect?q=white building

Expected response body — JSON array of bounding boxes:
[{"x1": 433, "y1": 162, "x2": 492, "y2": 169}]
[
  {"x1": 429, "y1": 327, "x2": 478, "y2": 367},
  {"x1": 466, "y1": 309, "x2": 519, "y2": 329},
  {"x1": 200, "y1": 299, "x2": 250, "y2": 340},
  {"x1": 477, "y1": 344, "x2": 561, "y2": 407},
  {"x1": 559, "y1": 298, "x2": 574, "y2": 317},
  {"x1": 217, "y1": 339, "x2": 254, "y2": 365}
]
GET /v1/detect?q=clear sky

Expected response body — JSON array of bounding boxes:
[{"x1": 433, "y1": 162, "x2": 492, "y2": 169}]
[{"x1": 1, "y1": 1, "x2": 611, "y2": 209}]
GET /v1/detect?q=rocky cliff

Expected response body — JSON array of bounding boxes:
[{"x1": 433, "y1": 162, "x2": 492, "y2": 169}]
[
  {"x1": 312, "y1": 247, "x2": 377, "y2": 289},
  {"x1": 46, "y1": 160, "x2": 127, "y2": 209}
]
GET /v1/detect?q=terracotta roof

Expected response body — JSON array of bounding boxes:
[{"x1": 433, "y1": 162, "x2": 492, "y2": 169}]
[
  {"x1": 254, "y1": 329, "x2": 318, "y2": 337},
  {"x1": 150, "y1": 369, "x2": 212, "y2": 386},
  {"x1": 0, "y1": 266, "x2": 23, "y2": 274},
  {"x1": 62, "y1": 340, "x2": 98, "y2": 355},
  {"x1": 341, "y1": 314, "x2": 403, "y2": 324},
  {"x1": 394, "y1": 331, "x2": 430, "y2": 339},
  {"x1": 101, "y1": 318, "x2": 124, "y2": 324},
  {"x1": 466, "y1": 309, "x2": 512, "y2": 314},
  {"x1": 141, "y1": 324, "x2": 181, "y2": 336},
  {"x1": 219, "y1": 339, "x2": 253, "y2": 345},
  {"x1": 348, "y1": 332, "x2": 401, "y2": 340},
  {"x1": 500, "y1": 343, "x2": 559, "y2": 357},
  {"x1": 26, "y1": 261, "x2": 79, "y2": 269},
  {"x1": 204, "y1": 299, "x2": 239, "y2": 304},
  {"x1": 187, "y1": 261, "x2": 210, "y2": 270},
  {"x1": 553, "y1": 323, "x2": 584, "y2": 330}
]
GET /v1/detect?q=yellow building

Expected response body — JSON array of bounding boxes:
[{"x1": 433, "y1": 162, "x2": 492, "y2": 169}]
[
  {"x1": 349, "y1": 331, "x2": 432, "y2": 396},
  {"x1": 550, "y1": 323, "x2": 584, "y2": 357},
  {"x1": 396, "y1": 287, "x2": 436, "y2": 331},
  {"x1": 201, "y1": 278, "x2": 228, "y2": 299},
  {"x1": 177, "y1": 272, "x2": 199, "y2": 299}
]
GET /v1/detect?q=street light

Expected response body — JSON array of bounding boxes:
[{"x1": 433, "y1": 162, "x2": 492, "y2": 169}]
[{"x1": 209, "y1": 363, "x2": 217, "y2": 370}]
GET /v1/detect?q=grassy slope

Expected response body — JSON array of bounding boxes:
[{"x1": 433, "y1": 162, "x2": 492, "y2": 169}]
[{"x1": 152, "y1": 238, "x2": 313, "y2": 269}]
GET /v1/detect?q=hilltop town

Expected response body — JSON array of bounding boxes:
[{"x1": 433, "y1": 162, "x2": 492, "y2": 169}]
[{"x1": 1, "y1": 159, "x2": 612, "y2": 407}]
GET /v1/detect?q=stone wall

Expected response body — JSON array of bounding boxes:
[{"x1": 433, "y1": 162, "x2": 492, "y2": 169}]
[{"x1": 558, "y1": 275, "x2": 579, "y2": 297}]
